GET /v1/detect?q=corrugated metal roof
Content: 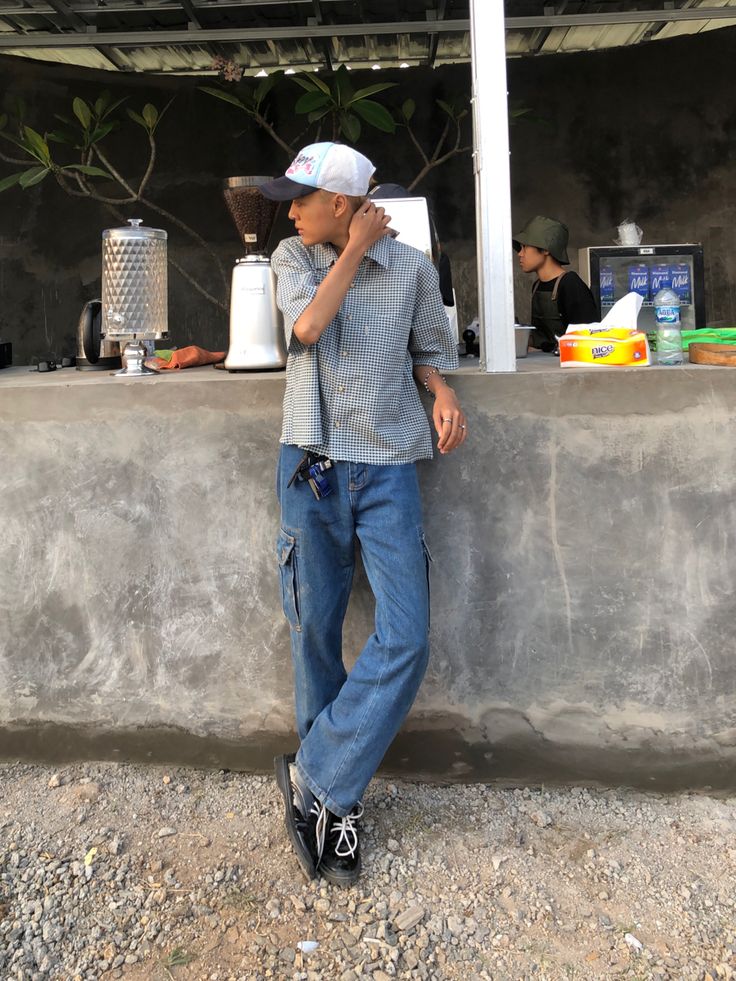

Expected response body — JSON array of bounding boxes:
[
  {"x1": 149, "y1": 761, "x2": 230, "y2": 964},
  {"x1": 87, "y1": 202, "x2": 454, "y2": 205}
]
[{"x1": 0, "y1": 1, "x2": 734, "y2": 74}]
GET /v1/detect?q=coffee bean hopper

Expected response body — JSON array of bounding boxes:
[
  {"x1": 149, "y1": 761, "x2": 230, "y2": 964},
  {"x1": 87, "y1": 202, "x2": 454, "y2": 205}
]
[
  {"x1": 222, "y1": 177, "x2": 286, "y2": 371},
  {"x1": 102, "y1": 218, "x2": 168, "y2": 378}
]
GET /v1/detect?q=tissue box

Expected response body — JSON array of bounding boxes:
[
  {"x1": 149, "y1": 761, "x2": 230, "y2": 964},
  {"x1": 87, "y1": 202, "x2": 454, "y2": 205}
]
[{"x1": 559, "y1": 329, "x2": 650, "y2": 367}]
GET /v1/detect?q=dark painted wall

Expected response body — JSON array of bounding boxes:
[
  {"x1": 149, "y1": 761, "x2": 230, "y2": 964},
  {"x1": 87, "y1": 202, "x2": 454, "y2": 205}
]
[
  {"x1": 1, "y1": 25, "x2": 735, "y2": 364},
  {"x1": 0, "y1": 55, "x2": 477, "y2": 364},
  {"x1": 507, "y1": 27, "x2": 736, "y2": 327}
]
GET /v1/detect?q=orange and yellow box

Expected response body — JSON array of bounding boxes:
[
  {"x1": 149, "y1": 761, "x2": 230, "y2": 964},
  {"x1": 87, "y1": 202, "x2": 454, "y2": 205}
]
[{"x1": 559, "y1": 328, "x2": 651, "y2": 367}]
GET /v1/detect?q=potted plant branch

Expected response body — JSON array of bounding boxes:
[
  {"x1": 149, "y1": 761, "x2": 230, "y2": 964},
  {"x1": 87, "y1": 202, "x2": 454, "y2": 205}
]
[{"x1": 0, "y1": 92, "x2": 228, "y2": 311}]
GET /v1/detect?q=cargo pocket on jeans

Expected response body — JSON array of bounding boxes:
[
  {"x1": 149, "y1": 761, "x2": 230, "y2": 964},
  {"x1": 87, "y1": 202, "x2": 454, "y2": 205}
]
[
  {"x1": 277, "y1": 529, "x2": 301, "y2": 631},
  {"x1": 421, "y1": 532, "x2": 433, "y2": 630}
]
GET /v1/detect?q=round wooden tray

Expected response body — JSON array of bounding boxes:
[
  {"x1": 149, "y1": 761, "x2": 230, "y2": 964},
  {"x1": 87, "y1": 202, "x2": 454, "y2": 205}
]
[{"x1": 688, "y1": 343, "x2": 736, "y2": 366}]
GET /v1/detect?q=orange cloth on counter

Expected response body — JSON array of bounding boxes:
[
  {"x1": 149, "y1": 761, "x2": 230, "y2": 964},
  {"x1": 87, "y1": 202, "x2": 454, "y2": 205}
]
[{"x1": 149, "y1": 346, "x2": 225, "y2": 370}]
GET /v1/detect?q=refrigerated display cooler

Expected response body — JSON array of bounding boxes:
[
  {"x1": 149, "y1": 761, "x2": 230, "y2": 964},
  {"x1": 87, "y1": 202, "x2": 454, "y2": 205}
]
[{"x1": 578, "y1": 244, "x2": 705, "y2": 331}]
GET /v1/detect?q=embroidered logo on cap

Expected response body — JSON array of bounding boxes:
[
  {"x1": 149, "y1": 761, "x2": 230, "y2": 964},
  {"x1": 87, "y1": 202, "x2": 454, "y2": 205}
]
[{"x1": 286, "y1": 151, "x2": 318, "y2": 179}]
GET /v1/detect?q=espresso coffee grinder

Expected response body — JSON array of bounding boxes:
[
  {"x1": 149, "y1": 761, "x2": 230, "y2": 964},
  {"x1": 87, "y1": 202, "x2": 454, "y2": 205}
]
[{"x1": 222, "y1": 177, "x2": 287, "y2": 371}]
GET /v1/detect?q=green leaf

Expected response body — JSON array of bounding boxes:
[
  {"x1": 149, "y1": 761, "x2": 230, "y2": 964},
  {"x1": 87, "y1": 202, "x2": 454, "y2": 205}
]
[
  {"x1": 402, "y1": 98, "x2": 416, "y2": 121},
  {"x1": 293, "y1": 72, "x2": 331, "y2": 96},
  {"x1": 349, "y1": 82, "x2": 396, "y2": 103},
  {"x1": 339, "y1": 111, "x2": 361, "y2": 142},
  {"x1": 157, "y1": 96, "x2": 175, "y2": 125},
  {"x1": 126, "y1": 109, "x2": 148, "y2": 129},
  {"x1": 19, "y1": 166, "x2": 49, "y2": 188},
  {"x1": 199, "y1": 86, "x2": 249, "y2": 111},
  {"x1": 307, "y1": 107, "x2": 332, "y2": 123},
  {"x1": 88, "y1": 121, "x2": 117, "y2": 144},
  {"x1": 98, "y1": 96, "x2": 127, "y2": 121},
  {"x1": 73, "y1": 97, "x2": 92, "y2": 129},
  {"x1": 23, "y1": 126, "x2": 51, "y2": 165},
  {"x1": 142, "y1": 104, "x2": 158, "y2": 129},
  {"x1": 436, "y1": 99, "x2": 455, "y2": 118},
  {"x1": 53, "y1": 113, "x2": 74, "y2": 126},
  {"x1": 294, "y1": 91, "x2": 331, "y2": 114},
  {"x1": 289, "y1": 76, "x2": 318, "y2": 93},
  {"x1": 352, "y1": 99, "x2": 396, "y2": 133},
  {"x1": 46, "y1": 129, "x2": 77, "y2": 145},
  {"x1": 62, "y1": 164, "x2": 111, "y2": 178},
  {"x1": 0, "y1": 170, "x2": 26, "y2": 192},
  {"x1": 255, "y1": 72, "x2": 281, "y2": 103},
  {"x1": 94, "y1": 91, "x2": 111, "y2": 117},
  {"x1": 332, "y1": 66, "x2": 354, "y2": 108}
]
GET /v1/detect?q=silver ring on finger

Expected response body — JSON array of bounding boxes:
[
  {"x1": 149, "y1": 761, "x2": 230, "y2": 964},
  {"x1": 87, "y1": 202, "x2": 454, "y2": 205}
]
[{"x1": 442, "y1": 417, "x2": 452, "y2": 424}]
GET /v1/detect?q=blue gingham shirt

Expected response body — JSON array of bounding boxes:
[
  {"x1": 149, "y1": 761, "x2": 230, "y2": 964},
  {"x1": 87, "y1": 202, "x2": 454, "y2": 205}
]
[{"x1": 271, "y1": 234, "x2": 459, "y2": 465}]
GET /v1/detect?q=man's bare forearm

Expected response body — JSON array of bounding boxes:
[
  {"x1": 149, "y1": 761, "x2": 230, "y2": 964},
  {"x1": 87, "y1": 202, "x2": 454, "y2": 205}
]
[
  {"x1": 293, "y1": 244, "x2": 365, "y2": 345},
  {"x1": 413, "y1": 364, "x2": 453, "y2": 398}
]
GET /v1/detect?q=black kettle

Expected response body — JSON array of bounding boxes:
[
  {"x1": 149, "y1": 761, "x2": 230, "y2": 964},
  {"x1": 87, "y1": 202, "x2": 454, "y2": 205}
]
[{"x1": 76, "y1": 299, "x2": 122, "y2": 371}]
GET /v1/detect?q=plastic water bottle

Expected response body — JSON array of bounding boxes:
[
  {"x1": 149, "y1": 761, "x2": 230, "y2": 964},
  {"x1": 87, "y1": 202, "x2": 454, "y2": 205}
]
[{"x1": 653, "y1": 287, "x2": 683, "y2": 365}]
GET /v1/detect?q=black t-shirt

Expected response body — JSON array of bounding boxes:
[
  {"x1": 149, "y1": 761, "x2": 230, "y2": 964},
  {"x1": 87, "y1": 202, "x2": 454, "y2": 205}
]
[{"x1": 534, "y1": 271, "x2": 599, "y2": 328}]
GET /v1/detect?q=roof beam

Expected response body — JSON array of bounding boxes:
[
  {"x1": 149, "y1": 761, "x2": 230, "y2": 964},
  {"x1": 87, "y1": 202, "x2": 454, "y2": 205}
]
[
  {"x1": 44, "y1": 0, "x2": 88, "y2": 31},
  {"x1": 2, "y1": 5, "x2": 735, "y2": 53},
  {"x1": 43, "y1": 0, "x2": 136, "y2": 70},
  {"x1": 0, "y1": 0, "x2": 339, "y2": 11},
  {"x1": 309, "y1": 0, "x2": 333, "y2": 71},
  {"x1": 0, "y1": 18, "x2": 471, "y2": 46},
  {"x1": 2, "y1": 0, "x2": 735, "y2": 19},
  {"x1": 506, "y1": 7, "x2": 736, "y2": 28},
  {"x1": 179, "y1": 0, "x2": 203, "y2": 29},
  {"x1": 427, "y1": 0, "x2": 447, "y2": 67}
]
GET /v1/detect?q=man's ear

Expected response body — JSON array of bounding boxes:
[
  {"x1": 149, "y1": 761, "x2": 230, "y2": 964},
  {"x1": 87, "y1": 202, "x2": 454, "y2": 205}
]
[{"x1": 332, "y1": 193, "x2": 350, "y2": 218}]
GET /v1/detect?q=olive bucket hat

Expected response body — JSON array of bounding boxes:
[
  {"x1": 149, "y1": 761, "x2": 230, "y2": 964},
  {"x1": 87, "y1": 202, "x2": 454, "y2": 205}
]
[{"x1": 513, "y1": 215, "x2": 570, "y2": 265}]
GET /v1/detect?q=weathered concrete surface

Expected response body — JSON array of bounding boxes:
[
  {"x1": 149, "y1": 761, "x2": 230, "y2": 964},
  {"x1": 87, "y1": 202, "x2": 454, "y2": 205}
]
[{"x1": 2, "y1": 364, "x2": 736, "y2": 788}]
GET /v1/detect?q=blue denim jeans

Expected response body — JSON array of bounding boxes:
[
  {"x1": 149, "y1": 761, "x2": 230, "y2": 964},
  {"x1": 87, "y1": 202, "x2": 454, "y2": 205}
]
[{"x1": 276, "y1": 444, "x2": 431, "y2": 818}]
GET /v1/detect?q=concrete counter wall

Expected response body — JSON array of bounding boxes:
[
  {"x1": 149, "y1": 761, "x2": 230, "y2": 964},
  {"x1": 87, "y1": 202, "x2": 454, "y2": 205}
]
[{"x1": 2, "y1": 364, "x2": 736, "y2": 788}]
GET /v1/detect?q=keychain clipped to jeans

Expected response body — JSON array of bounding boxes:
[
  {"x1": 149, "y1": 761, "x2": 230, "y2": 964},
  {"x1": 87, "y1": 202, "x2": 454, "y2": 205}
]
[{"x1": 287, "y1": 452, "x2": 333, "y2": 500}]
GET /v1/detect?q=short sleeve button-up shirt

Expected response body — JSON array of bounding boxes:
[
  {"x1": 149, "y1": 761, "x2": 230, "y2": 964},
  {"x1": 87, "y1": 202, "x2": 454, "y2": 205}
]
[{"x1": 271, "y1": 234, "x2": 459, "y2": 465}]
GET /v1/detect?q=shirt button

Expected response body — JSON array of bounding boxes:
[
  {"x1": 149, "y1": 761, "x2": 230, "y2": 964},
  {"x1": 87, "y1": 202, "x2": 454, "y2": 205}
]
[
  {"x1": 341, "y1": 351, "x2": 349, "y2": 357},
  {"x1": 337, "y1": 384, "x2": 345, "y2": 393},
  {"x1": 334, "y1": 421, "x2": 341, "y2": 429}
]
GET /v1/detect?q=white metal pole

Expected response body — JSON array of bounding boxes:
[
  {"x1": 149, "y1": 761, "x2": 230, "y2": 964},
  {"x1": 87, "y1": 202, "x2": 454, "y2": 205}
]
[{"x1": 470, "y1": 0, "x2": 516, "y2": 373}]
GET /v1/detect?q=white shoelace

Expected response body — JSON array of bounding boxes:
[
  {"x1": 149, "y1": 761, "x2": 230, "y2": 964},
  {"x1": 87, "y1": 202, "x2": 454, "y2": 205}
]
[
  {"x1": 310, "y1": 801, "x2": 330, "y2": 862},
  {"x1": 290, "y1": 764, "x2": 363, "y2": 862},
  {"x1": 291, "y1": 766, "x2": 329, "y2": 862},
  {"x1": 328, "y1": 802, "x2": 364, "y2": 858}
]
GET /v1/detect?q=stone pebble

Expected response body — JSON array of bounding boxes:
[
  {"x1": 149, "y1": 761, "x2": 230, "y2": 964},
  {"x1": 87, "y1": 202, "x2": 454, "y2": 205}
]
[{"x1": 1, "y1": 763, "x2": 736, "y2": 979}]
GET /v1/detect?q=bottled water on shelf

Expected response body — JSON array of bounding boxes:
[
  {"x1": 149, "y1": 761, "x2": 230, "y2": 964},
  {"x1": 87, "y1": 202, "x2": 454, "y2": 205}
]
[{"x1": 653, "y1": 287, "x2": 683, "y2": 365}]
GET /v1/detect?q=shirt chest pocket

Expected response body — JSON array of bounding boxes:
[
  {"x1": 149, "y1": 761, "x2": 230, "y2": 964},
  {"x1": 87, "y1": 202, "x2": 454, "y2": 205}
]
[{"x1": 346, "y1": 286, "x2": 413, "y2": 358}]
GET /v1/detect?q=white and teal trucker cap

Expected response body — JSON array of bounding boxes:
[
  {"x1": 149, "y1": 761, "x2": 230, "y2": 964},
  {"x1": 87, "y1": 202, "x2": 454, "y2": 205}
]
[{"x1": 258, "y1": 142, "x2": 375, "y2": 201}]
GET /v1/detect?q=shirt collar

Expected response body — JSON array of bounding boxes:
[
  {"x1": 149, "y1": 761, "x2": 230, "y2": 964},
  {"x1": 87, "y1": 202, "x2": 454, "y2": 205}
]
[{"x1": 307, "y1": 235, "x2": 393, "y2": 270}]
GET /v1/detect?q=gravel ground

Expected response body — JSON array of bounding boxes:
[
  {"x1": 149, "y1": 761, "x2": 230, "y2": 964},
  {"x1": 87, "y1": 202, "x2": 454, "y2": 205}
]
[{"x1": 1, "y1": 761, "x2": 735, "y2": 981}]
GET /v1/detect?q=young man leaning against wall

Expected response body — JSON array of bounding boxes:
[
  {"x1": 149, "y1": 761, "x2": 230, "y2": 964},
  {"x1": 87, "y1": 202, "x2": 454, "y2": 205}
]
[{"x1": 258, "y1": 141, "x2": 467, "y2": 886}]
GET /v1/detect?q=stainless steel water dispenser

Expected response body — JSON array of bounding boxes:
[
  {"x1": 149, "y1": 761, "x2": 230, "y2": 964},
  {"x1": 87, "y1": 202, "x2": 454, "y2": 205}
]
[{"x1": 102, "y1": 218, "x2": 168, "y2": 377}]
